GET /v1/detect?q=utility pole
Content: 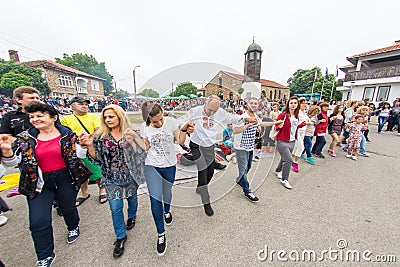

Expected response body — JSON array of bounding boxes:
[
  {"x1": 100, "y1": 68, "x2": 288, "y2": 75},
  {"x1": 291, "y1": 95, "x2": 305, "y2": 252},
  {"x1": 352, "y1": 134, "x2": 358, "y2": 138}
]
[{"x1": 133, "y1": 65, "x2": 140, "y2": 100}]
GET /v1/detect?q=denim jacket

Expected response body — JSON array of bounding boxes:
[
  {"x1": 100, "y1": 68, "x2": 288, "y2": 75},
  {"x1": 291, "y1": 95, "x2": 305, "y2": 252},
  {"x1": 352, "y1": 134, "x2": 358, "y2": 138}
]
[{"x1": 14, "y1": 123, "x2": 92, "y2": 198}]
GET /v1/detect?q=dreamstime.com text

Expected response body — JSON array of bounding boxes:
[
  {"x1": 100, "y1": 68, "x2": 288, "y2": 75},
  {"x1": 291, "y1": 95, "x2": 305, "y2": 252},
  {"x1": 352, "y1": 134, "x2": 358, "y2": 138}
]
[{"x1": 257, "y1": 239, "x2": 397, "y2": 263}]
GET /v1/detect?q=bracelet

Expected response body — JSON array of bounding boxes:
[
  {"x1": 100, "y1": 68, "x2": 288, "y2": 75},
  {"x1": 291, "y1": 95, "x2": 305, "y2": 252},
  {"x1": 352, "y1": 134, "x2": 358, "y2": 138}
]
[
  {"x1": 181, "y1": 129, "x2": 187, "y2": 132},
  {"x1": 1, "y1": 153, "x2": 15, "y2": 159}
]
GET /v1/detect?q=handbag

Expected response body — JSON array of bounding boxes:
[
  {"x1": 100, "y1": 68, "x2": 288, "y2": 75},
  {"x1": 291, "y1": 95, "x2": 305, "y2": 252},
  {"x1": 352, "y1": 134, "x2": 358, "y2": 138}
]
[{"x1": 269, "y1": 114, "x2": 286, "y2": 140}]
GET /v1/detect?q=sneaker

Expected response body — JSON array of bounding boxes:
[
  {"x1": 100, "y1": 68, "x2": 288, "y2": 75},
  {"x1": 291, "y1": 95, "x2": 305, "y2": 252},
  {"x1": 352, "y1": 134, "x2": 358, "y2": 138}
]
[
  {"x1": 226, "y1": 154, "x2": 232, "y2": 161},
  {"x1": 291, "y1": 162, "x2": 299, "y2": 173},
  {"x1": 300, "y1": 154, "x2": 307, "y2": 161},
  {"x1": 113, "y1": 235, "x2": 127, "y2": 258},
  {"x1": 360, "y1": 153, "x2": 370, "y2": 157},
  {"x1": 366, "y1": 139, "x2": 371, "y2": 142},
  {"x1": 0, "y1": 213, "x2": 8, "y2": 227},
  {"x1": 164, "y1": 212, "x2": 172, "y2": 226},
  {"x1": 252, "y1": 157, "x2": 259, "y2": 162},
  {"x1": 351, "y1": 155, "x2": 357, "y2": 160},
  {"x1": 204, "y1": 204, "x2": 214, "y2": 216},
  {"x1": 214, "y1": 162, "x2": 227, "y2": 170},
  {"x1": 281, "y1": 179, "x2": 293, "y2": 189},
  {"x1": 157, "y1": 234, "x2": 167, "y2": 256},
  {"x1": 67, "y1": 227, "x2": 80, "y2": 244},
  {"x1": 255, "y1": 156, "x2": 260, "y2": 160},
  {"x1": 37, "y1": 253, "x2": 56, "y2": 267},
  {"x1": 126, "y1": 215, "x2": 136, "y2": 230},
  {"x1": 342, "y1": 147, "x2": 348, "y2": 152},
  {"x1": 54, "y1": 205, "x2": 63, "y2": 217},
  {"x1": 315, "y1": 153, "x2": 325, "y2": 159},
  {"x1": 346, "y1": 154, "x2": 352, "y2": 158},
  {"x1": 245, "y1": 192, "x2": 259, "y2": 202},
  {"x1": 328, "y1": 150, "x2": 336, "y2": 157},
  {"x1": 275, "y1": 171, "x2": 282, "y2": 179},
  {"x1": 306, "y1": 157, "x2": 316, "y2": 165}
]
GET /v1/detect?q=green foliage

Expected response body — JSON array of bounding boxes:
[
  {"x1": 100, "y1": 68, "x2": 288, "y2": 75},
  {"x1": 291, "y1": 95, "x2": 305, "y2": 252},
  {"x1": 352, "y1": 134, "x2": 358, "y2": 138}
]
[
  {"x1": 173, "y1": 82, "x2": 197, "y2": 97},
  {"x1": 113, "y1": 90, "x2": 130, "y2": 99},
  {"x1": 55, "y1": 53, "x2": 113, "y2": 96},
  {"x1": 138, "y1": 88, "x2": 159, "y2": 98},
  {"x1": 287, "y1": 67, "x2": 342, "y2": 101},
  {"x1": 0, "y1": 59, "x2": 50, "y2": 97},
  {"x1": 238, "y1": 87, "x2": 244, "y2": 95}
]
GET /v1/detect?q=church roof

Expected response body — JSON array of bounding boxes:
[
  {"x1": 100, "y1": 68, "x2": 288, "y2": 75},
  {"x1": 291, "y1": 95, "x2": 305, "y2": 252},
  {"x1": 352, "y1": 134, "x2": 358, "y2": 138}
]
[
  {"x1": 222, "y1": 71, "x2": 288, "y2": 89},
  {"x1": 247, "y1": 41, "x2": 263, "y2": 52}
]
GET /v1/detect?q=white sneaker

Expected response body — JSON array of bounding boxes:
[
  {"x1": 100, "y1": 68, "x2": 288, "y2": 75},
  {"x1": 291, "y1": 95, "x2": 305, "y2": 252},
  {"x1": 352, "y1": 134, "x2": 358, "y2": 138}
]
[
  {"x1": 0, "y1": 214, "x2": 8, "y2": 227},
  {"x1": 360, "y1": 153, "x2": 370, "y2": 157},
  {"x1": 275, "y1": 171, "x2": 282, "y2": 179},
  {"x1": 252, "y1": 157, "x2": 259, "y2": 162},
  {"x1": 346, "y1": 154, "x2": 352, "y2": 158},
  {"x1": 232, "y1": 157, "x2": 237, "y2": 164},
  {"x1": 281, "y1": 179, "x2": 293, "y2": 189},
  {"x1": 351, "y1": 155, "x2": 357, "y2": 160},
  {"x1": 226, "y1": 154, "x2": 232, "y2": 161}
]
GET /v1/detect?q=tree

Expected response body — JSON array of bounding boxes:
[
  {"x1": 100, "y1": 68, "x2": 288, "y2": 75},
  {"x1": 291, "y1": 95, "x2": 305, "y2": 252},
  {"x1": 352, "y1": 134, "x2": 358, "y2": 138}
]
[
  {"x1": 113, "y1": 90, "x2": 130, "y2": 99},
  {"x1": 55, "y1": 53, "x2": 114, "y2": 96},
  {"x1": 173, "y1": 82, "x2": 197, "y2": 97},
  {"x1": 0, "y1": 59, "x2": 50, "y2": 97},
  {"x1": 138, "y1": 88, "x2": 159, "y2": 98},
  {"x1": 287, "y1": 67, "x2": 342, "y2": 101},
  {"x1": 237, "y1": 87, "x2": 244, "y2": 96}
]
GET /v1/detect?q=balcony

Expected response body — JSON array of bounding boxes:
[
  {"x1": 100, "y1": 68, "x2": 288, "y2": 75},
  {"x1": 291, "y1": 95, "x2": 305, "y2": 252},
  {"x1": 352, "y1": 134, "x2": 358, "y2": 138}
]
[
  {"x1": 344, "y1": 65, "x2": 400, "y2": 82},
  {"x1": 77, "y1": 86, "x2": 88, "y2": 94}
]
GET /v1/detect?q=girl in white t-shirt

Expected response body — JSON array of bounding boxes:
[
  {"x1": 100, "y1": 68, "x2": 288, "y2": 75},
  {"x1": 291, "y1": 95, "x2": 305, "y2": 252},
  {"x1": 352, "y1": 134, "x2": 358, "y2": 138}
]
[{"x1": 140, "y1": 101, "x2": 192, "y2": 256}]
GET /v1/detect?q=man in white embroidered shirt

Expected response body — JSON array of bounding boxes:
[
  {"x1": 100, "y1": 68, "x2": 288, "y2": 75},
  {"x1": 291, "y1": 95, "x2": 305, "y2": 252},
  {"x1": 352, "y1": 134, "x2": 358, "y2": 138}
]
[{"x1": 179, "y1": 95, "x2": 257, "y2": 216}]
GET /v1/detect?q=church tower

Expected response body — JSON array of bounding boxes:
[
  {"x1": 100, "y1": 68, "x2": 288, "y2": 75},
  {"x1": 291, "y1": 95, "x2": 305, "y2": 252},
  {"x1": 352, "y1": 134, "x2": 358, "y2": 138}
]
[{"x1": 244, "y1": 39, "x2": 263, "y2": 82}]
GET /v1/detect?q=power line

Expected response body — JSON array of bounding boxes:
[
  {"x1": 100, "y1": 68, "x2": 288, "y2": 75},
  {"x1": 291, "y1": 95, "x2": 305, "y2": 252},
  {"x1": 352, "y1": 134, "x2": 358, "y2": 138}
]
[{"x1": 0, "y1": 36, "x2": 55, "y2": 59}]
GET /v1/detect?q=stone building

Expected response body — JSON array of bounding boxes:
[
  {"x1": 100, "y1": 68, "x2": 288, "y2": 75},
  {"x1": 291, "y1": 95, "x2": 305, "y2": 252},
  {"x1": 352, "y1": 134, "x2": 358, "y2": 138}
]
[
  {"x1": 205, "y1": 41, "x2": 289, "y2": 101},
  {"x1": 9, "y1": 50, "x2": 105, "y2": 100}
]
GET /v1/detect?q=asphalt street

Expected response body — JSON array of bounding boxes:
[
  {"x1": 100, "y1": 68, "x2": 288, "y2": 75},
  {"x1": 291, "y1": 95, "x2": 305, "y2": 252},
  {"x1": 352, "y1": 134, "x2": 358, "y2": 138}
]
[{"x1": 0, "y1": 125, "x2": 399, "y2": 266}]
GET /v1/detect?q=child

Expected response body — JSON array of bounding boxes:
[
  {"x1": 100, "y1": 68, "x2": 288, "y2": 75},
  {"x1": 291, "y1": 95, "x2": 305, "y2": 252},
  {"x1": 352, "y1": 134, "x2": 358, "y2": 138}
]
[
  {"x1": 253, "y1": 125, "x2": 263, "y2": 162},
  {"x1": 301, "y1": 105, "x2": 321, "y2": 165},
  {"x1": 327, "y1": 105, "x2": 344, "y2": 157},
  {"x1": 312, "y1": 102, "x2": 329, "y2": 158},
  {"x1": 346, "y1": 115, "x2": 368, "y2": 160},
  {"x1": 221, "y1": 123, "x2": 237, "y2": 164}
]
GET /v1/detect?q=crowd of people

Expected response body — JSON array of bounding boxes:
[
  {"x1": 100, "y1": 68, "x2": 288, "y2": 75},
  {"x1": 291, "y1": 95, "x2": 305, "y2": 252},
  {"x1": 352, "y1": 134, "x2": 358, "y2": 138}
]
[{"x1": 0, "y1": 86, "x2": 399, "y2": 267}]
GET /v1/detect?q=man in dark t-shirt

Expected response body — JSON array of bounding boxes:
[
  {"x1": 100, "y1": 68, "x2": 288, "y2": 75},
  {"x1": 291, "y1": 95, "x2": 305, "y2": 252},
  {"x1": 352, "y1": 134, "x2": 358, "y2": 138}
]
[{"x1": 0, "y1": 86, "x2": 40, "y2": 137}]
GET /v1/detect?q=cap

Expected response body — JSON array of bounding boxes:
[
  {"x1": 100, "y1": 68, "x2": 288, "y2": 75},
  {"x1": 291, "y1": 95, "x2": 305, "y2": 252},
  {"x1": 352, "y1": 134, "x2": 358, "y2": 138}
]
[{"x1": 70, "y1": 97, "x2": 90, "y2": 104}]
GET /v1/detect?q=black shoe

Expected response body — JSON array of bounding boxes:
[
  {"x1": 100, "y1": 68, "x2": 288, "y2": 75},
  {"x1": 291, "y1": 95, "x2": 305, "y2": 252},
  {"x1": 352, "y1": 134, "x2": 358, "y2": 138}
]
[
  {"x1": 157, "y1": 234, "x2": 167, "y2": 256},
  {"x1": 164, "y1": 212, "x2": 172, "y2": 226},
  {"x1": 126, "y1": 215, "x2": 136, "y2": 230},
  {"x1": 113, "y1": 236, "x2": 127, "y2": 258},
  {"x1": 54, "y1": 205, "x2": 63, "y2": 217},
  {"x1": 204, "y1": 204, "x2": 214, "y2": 216},
  {"x1": 245, "y1": 193, "x2": 259, "y2": 202},
  {"x1": 214, "y1": 162, "x2": 227, "y2": 170},
  {"x1": 315, "y1": 153, "x2": 325, "y2": 159}
]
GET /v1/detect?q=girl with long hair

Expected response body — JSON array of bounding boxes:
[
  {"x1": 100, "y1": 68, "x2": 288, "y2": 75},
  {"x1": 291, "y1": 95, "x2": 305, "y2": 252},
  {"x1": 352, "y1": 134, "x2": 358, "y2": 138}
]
[{"x1": 327, "y1": 105, "x2": 344, "y2": 157}]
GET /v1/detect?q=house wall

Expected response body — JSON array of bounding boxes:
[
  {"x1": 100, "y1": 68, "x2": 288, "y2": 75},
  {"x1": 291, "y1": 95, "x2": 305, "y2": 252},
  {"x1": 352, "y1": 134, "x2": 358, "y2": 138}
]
[
  {"x1": 205, "y1": 71, "x2": 242, "y2": 99},
  {"x1": 261, "y1": 86, "x2": 290, "y2": 101},
  {"x1": 341, "y1": 83, "x2": 400, "y2": 104}
]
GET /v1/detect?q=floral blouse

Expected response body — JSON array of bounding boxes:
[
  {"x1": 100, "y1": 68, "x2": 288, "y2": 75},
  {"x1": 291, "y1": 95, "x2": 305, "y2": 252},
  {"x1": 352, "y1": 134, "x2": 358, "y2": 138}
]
[{"x1": 92, "y1": 133, "x2": 146, "y2": 200}]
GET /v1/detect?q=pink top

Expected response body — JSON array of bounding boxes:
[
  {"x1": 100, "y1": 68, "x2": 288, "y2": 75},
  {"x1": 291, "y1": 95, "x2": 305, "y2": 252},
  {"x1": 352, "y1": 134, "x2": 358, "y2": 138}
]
[{"x1": 36, "y1": 135, "x2": 67, "y2": 172}]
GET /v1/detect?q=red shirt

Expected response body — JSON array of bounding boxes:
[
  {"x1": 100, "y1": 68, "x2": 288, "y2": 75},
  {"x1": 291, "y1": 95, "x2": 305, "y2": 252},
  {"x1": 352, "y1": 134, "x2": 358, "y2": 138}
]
[
  {"x1": 275, "y1": 113, "x2": 307, "y2": 142},
  {"x1": 36, "y1": 135, "x2": 67, "y2": 172}
]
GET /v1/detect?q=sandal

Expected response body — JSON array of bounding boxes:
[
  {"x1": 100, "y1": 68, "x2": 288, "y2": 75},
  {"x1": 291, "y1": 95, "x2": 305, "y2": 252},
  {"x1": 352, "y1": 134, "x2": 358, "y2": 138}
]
[
  {"x1": 75, "y1": 194, "x2": 90, "y2": 207},
  {"x1": 99, "y1": 194, "x2": 108, "y2": 204}
]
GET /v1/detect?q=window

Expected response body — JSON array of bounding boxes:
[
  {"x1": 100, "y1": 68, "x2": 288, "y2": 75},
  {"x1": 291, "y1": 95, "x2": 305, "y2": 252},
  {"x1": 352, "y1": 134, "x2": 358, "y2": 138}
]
[
  {"x1": 257, "y1": 52, "x2": 261, "y2": 60},
  {"x1": 218, "y1": 77, "x2": 222, "y2": 88},
  {"x1": 58, "y1": 75, "x2": 73, "y2": 87},
  {"x1": 376, "y1": 86, "x2": 390, "y2": 101},
  {"x1": 278, "y1": 90, "x2": 281, "y2": 99},
  {"x1": 92, "y1": 80, "x2": 100, "y2": 91},
  {"x1": 249, "y1": 52, "x2": 254, "y2": 60},
  {"x1": 269, "y1": 90, "x2": 273, "y2": 100},
  {"x1": 362, "y1": 87, "x2": 375, "y2": 100}
]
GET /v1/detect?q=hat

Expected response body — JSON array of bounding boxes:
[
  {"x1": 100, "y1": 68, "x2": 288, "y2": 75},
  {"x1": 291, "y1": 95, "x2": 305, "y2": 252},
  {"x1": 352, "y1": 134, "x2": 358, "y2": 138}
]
[{"x1": 70, "y1": 97, "x2": 90, "y2": 104}]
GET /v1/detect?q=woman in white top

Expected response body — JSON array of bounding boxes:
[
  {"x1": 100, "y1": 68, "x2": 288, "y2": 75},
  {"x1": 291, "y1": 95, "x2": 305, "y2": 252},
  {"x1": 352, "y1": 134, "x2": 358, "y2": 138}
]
[
  {"x1": 291, "y1": 97, "x2": 310, "y2": 172},
  {"x1": 140, "y1": 101, "x2": 193, "y2": 256}
]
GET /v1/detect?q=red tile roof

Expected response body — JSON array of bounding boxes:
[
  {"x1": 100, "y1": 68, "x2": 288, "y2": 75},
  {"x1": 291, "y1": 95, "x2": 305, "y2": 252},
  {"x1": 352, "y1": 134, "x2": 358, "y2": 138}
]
[
  {"x1": 222, "y1": 71, "x2": 288, "y2": 89},
  {"x1": 24, "y1": 60, "x2": 105, "y2": 80},
  {"x1": 348, "y1": 43, "x2": 400, "y2": 59}
]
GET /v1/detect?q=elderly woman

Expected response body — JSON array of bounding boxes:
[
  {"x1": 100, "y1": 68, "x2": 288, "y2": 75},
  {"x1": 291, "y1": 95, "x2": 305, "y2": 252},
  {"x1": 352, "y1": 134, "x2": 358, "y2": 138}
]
[
  {"x1": 79, "y1": 104, "x2": 146, "y2": 259},
  {"x1": 9, "y1": 103, "x2": 91, "y2": 267}
]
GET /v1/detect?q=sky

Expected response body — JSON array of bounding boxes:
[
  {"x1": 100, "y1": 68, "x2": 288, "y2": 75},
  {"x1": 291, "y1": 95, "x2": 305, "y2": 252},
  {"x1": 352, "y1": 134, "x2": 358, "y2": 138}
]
[{"x1": 1, "y1": 0, "x2": 399, "y2": 96}]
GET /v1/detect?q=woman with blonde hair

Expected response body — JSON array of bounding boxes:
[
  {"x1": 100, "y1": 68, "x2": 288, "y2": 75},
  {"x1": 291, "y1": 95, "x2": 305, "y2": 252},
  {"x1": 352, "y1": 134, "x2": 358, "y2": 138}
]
[{"x1": 80, "y1": 104, "x2": 147, "y2": 258}]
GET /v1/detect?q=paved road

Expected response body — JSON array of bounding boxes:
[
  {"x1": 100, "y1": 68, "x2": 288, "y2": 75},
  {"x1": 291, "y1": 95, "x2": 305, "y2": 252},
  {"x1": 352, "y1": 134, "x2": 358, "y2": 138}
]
[{"x1": 1, "y1": 126, "x2": 399, "y2": 266}]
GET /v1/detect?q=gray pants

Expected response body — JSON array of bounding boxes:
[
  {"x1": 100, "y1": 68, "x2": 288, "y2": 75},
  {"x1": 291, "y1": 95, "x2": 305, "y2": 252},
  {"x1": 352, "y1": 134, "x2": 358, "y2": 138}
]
[{"x1": 275, "y1": 140, "x2": 295, "y2": 181}]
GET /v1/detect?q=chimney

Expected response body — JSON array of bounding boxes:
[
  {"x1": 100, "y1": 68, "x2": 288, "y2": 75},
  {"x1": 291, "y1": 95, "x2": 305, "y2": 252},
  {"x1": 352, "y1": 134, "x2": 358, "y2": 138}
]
[{"x1": 8, "y1": 50, "x2": 20, "y2": 63}]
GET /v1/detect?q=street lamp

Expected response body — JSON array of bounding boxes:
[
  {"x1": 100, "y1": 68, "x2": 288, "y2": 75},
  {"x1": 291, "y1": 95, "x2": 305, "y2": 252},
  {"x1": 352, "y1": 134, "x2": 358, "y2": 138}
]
[{"x1": 133, "y1": 65, "x2": 140, "y2": 100}]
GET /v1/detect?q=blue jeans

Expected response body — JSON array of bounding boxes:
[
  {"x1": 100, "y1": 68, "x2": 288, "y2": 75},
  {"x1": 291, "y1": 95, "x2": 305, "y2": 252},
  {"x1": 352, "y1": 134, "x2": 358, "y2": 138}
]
[
  {"x1": 27, "y1": 168, "x2": 79, "y2": 260},
  {"x1": 234, "y1": 149, "x2": 253, "y2": 194},
  {"x1": 303, "y1": 136, "x2": 313, "y2": 158},
  {"x1": 378, "y1": 116, "x2": 389, "y2": 132},
  {"x1": 144, "y1": 165, "x2": 176, "y2": 234},
  {"x1": 108, "y1": 194, "x2": 138, "y2": 239},
  {"x1": 360, "y1": 134, "x2": 366, "y2": 154},
  {"x1": 311, "y1": 136, "x2": 326, "y2": 155}
]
